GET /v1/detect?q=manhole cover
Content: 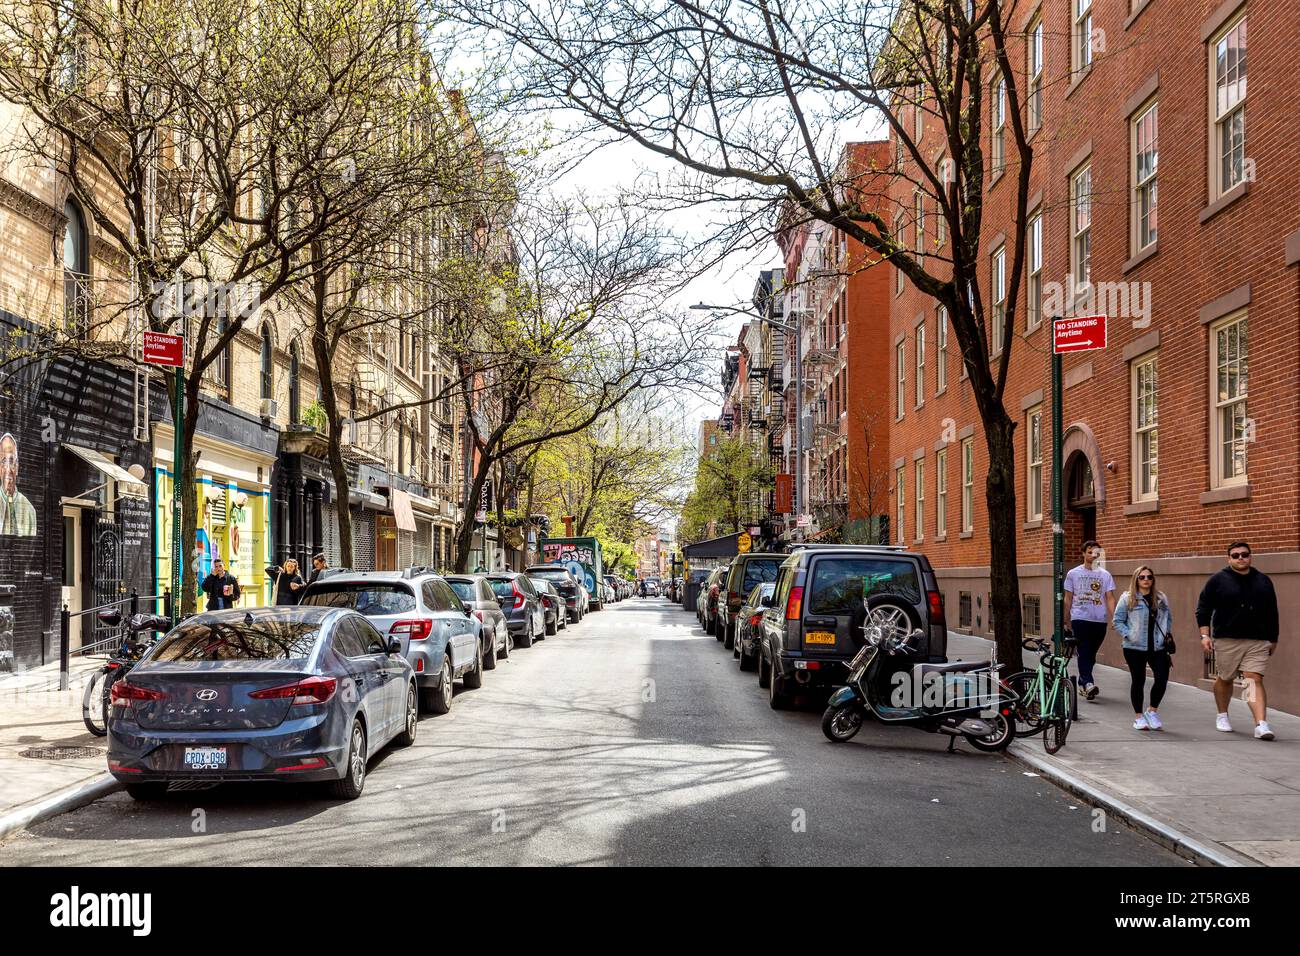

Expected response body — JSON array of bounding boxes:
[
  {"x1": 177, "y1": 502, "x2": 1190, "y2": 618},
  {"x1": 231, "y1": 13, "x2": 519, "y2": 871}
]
[{"x1": 19, "y1": 746, "x2": 104, "y2": 760}]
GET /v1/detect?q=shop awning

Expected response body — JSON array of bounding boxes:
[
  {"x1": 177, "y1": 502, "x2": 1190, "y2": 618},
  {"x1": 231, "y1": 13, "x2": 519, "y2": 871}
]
[
  {"x1": 390, "y1": 489, "x2": 417, "y2": 533},
  {"x1": 65, "y1": 444, "x2": 147, "y2": 498},
  {"x1": 349, "y1": 489, "x2": 388, "y2": 509}
]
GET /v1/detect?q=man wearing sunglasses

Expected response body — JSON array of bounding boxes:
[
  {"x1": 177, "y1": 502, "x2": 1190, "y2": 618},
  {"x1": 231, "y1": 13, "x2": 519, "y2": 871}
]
[{"x1": 1196, "y1": 542, "x2": 1278, "y2": 740}]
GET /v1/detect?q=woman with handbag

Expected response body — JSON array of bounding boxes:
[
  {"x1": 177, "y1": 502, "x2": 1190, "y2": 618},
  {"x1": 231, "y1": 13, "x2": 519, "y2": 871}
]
[
  {"x1": 265, "y1": 558, "x2": 306, "y2": 606},
  {"x1": 1112, "y1": 565, "x2": 1174, "y2": 731}
]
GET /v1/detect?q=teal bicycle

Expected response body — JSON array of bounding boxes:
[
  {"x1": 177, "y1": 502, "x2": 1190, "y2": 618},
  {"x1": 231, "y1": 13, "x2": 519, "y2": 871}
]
[{"x1": 1005, "y1": 635, "x2": 1077, "y2": 754}]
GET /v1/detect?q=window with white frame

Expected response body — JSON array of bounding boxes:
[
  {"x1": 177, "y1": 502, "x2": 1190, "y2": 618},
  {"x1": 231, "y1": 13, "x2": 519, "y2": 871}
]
[
  {"x1": 1027, "y1": 210, "x2": 1042, "y2": 330},
  {"x1": 1132, "y1": 353, "x2": 1159, "y2": 500},
  {"x1": 937, "y1": 157, "x2": 950, "y2": 246},
  {"x1": 915, "y1": 191, "x2": 925, "y2": 261},
  {"x1": 990, "y1": 245, "x2": 1006, "y2": 355},
  {"x1": 961, "y1": 437, "x2": 974, "y2": 532},
  {"x1": 1028, "y1": 16, "x2": 1044, "y2": 133},
  {"x1": 895, "y1": 213, "x2": 905, "y2": 294},
  {"x1": 992, "y1": 79, "x2": 1005, "y2": 176},
  {"x1": 1211, "y1": 14, "x2": 1247, "y2": 199},
  {"x1": 1027, "y1": 405, "x2": 1043, "y2": 520},
  {"x1": 1071, "y1": 164, "x2": 1092, "y2": 293},
  {"x1": 936, "y1": 448, "x2": 948, "y2": 537},
  {"x1": 914, "y1": 85, "x2": 924, "y2": 139},
  {"x1": 937, "y1": 306, "x2": 948, "y2": 393},
  {"x1": 1133, "y1": 101, "x2": 1159, "y2": 251},
  {"x1": 1073, "y1": 0, "x2": 1093, "y2": 75},
  {"x1": 895, "y1": 340, "x2": 905, "y2": 419},
  {"x1": 1211, "y1": 312, "x2": 1248, "y2": 487},
  {"x1": 915, "y1": 459, "x2": 925, "y2": 541},
  {"x1": 915, "y1": 320, "x2": 926, "y2": 408},
  {"x1": 896, "y1": 466, "x2": 906, "y2": 545}
]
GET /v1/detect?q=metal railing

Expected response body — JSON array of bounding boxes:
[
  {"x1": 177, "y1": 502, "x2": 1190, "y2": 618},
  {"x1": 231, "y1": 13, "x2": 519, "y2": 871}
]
[{"x1": 59, "y1": 588, "x2": 171, "y2": 691}]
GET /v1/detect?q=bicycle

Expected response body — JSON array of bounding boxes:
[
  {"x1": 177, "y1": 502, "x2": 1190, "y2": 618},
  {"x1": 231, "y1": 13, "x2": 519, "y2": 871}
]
[
  {"x1": 81, "y1": 610, "x2": 171, "y2": 737},
  {"x1": 1005, "y1": 634, "x2": 1077, "y2": 754}
]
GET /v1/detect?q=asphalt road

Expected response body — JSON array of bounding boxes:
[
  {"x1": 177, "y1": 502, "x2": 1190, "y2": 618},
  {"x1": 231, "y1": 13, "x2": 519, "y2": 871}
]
[{"x1": 1, "y1": 599, "x2": 1181, "y2": 866}]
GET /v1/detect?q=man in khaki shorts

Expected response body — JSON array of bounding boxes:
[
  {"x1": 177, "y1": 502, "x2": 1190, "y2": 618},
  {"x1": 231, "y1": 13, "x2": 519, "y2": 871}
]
[{"x1": 1196, "y1": 542, "x2": 1278, "y2": 740}]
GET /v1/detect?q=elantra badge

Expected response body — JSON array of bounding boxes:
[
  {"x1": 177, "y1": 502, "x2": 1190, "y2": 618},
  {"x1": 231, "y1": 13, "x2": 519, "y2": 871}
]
[{"x1": 195, "y1": 689, "x2": 218, "y2": 701}]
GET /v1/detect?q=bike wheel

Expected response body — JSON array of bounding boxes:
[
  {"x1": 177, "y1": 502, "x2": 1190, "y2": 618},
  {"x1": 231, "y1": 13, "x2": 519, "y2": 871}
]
[
  {"x1": 82, "y1": 668, "x2": 109, "y2": 737},
  {"x1": 1043, "y1": 679, "x2": 1075, "y2": 754},
  {"x1": 1004, "y1": 670, "x2": 1046, "y2": 738}
]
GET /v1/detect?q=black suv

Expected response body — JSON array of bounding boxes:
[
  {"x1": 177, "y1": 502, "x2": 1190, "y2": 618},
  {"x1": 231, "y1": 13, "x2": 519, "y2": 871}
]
[
  {"x1": 755, "y1": 545, "x2": 947, "y2": 709},
  {"x1": 719, "y1": 552, "x2": 785, "y2": 650}
]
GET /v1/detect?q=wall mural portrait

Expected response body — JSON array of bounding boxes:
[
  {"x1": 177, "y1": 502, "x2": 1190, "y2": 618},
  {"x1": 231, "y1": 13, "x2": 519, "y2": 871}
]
[{"x1": 0, "y1": 432, "x2": 36, "y2": 536}]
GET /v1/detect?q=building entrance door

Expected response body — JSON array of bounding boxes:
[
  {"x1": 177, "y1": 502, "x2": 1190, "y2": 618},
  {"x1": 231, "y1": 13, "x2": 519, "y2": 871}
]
[
  {"x1": 61, "y1": 506, "x2": 84, "y2": 650},
  {"x1": 376, "y1": 514, "x2": 397, "y2": 570},
  {"x1": 1065, "y1": 452, "x2": 1097, "y2": 558}
]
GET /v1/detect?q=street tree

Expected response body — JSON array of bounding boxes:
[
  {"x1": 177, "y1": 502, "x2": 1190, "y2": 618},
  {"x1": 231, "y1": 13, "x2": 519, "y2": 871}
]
[{"x1": 678, "y1": 433, "x2": 774, "y2": 543}]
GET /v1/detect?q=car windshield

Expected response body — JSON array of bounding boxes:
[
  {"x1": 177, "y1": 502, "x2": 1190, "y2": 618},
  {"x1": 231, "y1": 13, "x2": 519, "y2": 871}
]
[
  {"x1": 742, "y1": 560, "x2": 782, "y2": 591},
  {"x1": 446, "y1": 580, "x2": 476, "y2": 602},
  {"x1": 300, "y1": 583, "x2": 416, "y2": 616},
  {"x1": 808, "y1": 559, "x2": 921, "y2": 616},
  {"x1": 151, "y1": 620, "x2": 320, "y2": 662}
]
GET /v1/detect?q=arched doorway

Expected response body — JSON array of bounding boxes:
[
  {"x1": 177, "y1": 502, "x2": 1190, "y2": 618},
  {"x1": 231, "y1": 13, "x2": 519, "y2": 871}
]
[{"x1": 1065, "y1": 451, "x2": 1097, "y2": 558}]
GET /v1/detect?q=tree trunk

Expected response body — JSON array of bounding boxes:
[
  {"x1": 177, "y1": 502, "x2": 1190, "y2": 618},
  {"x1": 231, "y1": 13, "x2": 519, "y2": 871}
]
[
  {"x1": 984, "y1": 411, "x2": 1024, "y2": 669},
  {"x1": 311, "y1": 318, "x2": 353, "y2": 568},
  {"x1": 454, "y1": 455, "x2": 491, "y2": 572},
  {"x1": 178, "y1": 374, "x2": 203, "y2": 617},
  {"x1": 494, "y1": 462, "x2": 507, "y2": 571}
]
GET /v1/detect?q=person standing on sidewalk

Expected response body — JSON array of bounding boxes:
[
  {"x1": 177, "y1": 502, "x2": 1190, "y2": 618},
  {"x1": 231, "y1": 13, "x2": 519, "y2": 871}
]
[
  {"x1": 201, "y1": 559, "x2": 241, "y2": 612},
  {"x1": 1196, "y1": 542, "x2": 1278, "y2": 740},
  {"x1": 1064, "y1": 540, "x2": 1117, "y2": 701},
  {"x1": 307, "y1": 553, "x2": 327, "y2": 585},
  {"x1": 1112, "y1": 566, "x2": 1173, "y2": 731}
]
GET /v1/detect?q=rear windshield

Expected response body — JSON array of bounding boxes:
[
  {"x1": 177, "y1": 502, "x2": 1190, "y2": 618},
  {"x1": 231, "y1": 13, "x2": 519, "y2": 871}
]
[
  {"x1": 151, "y1": 620, "x2": 320, "y2": 662},
  {"x1": 808, "y1": 558, "x2": 921, "y2": 616},
  {"x1": 301, "y1": 583, "x2": 416, "y2": 616},
  {"x1": 446, "y1": 580, "x2": 477, "y2": 602},
  {"x1": 741, "y1": 559, "x2": 782, "y2": 592},
  {"x1": 528, "y1": 568, "x2": 569, "y2": 581},
  {"x1": 487, "y1": 579, "x2": 514, "y2": 598}
]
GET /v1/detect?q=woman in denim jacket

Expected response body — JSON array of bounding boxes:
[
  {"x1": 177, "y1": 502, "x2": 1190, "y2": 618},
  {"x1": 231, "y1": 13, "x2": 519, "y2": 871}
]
[{"x1": 1112, "y1": 565, "x2": 1173, "y2": 731}]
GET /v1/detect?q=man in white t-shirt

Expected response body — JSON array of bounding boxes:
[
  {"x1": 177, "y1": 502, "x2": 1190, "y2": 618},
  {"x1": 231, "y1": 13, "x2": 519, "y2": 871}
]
[{"x1": 1063, "y1": 539, "x2": 1117, "y2": 701}]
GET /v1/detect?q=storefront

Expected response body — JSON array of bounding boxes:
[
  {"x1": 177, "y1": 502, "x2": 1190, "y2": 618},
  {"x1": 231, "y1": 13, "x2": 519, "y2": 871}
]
[{"x1": 271, "y1": 429, "x2": 334, "y2": 574}]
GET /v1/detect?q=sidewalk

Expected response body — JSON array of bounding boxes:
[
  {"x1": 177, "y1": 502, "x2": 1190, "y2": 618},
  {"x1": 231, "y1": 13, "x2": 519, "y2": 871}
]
[
  {"x1": 0, "y1": 658, "x2": 121, "y2": 843},
  {"x1": 949, "y1": 632, "x2": 1300, "y2": 866}
]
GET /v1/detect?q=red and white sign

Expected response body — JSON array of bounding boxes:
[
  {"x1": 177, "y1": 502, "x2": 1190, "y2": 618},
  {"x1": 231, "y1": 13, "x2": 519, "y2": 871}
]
[
  {"x1": 1052, "y1": 315, "x2": 1107, "y2": 354},
  {"x1": 143, "y1": 331, "x2": 185, "y2": 367}
]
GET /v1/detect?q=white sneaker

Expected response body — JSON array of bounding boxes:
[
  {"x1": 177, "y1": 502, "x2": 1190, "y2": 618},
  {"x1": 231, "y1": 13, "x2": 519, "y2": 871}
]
[
  {"x1": 1145, "y1": 710, "x2": 1163, "y2": 731},
  {"x1": 1133, "y1": 714, "x2": 1151, "y2": 731},
  {"x1": 1255, "y1": 722, "x2": 1275, "y2": 740},
  {"x1": 1216, "y1": 713, "x2": 1233, "y2": 733}
]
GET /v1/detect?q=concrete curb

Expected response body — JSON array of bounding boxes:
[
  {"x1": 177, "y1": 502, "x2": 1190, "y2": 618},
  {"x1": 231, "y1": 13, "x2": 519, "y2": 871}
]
[
  {"x1": 1006, "y1": 744, "x2": 1258, "y2": 867},
  {"x1": 0, "y1": 774, "x2": 122, "y2": 844}
]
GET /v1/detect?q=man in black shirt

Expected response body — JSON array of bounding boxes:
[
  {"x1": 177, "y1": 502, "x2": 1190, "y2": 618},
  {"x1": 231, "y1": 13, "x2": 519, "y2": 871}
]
[
  {"x1": 201, "y1": 559, "x2": 242, "y2": 612},
  {"x1": 1196, "y1": 542, "x2": 1278, "y2": 740},
  {"x1": 308, "y1": 554, "x2": 327, "y2": 586}
]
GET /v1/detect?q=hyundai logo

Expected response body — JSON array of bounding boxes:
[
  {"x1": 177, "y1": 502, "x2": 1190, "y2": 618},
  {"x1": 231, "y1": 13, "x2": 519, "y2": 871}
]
[{"x1": 195, "y1": 689, "x2": 218, "y2": 702}]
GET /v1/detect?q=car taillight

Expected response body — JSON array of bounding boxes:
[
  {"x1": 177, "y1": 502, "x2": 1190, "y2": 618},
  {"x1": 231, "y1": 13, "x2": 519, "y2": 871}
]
[
  {"x1": 927, "y1": 590, "x2": 946, "y2": 628},
  {"x1": 250, "y1": 675, "x2": 337, "y2": 706},
  {"x1": 390, "y1": 619, "x2": 432, "y2": 641},
  {"x1": 472, "y1": 609, "x2": 484, "y2": 622},
  {"x1": 512, "y1": 584, "x2": 525, "y2": 610},
  {"x1": 750, "y1": 613, "x2": 762, "y2": 628},
  {"x1": 785, "y1": 585, "x2": 803, "y2": 621},
  {"x1": 110, "y1": 681, "x2": 166, "y2": 704}
]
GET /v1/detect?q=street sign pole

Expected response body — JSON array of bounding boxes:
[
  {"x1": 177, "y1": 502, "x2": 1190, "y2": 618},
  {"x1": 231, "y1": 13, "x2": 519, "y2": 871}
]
[
  {"x1": 1051, "y1": 333, "x2": 1064, "y2": 656},
  {"x1": 170, "y1": 317, "x2": 185, "y2": 625}
]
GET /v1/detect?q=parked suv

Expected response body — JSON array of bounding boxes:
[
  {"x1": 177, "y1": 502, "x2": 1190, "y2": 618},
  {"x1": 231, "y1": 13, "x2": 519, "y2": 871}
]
[
  {"x1": 524, "y1": 565, "x2": 585, "y2": 624},
  {"x1": 755, "y1": 545, "x2": 946, "y2": 710},
  {"x1": 700, "y1": 566, "x2": 728, "y2": 634},
  {"x1": 300, "y1": 568, "x2": 484, "y2": 714},
  {"x1": 445, "y1": 574, "x2": 511, "y2": 664},
  {"x1": 720, "y1": 552, "x2": 785, "y2": 650},
  {"x1": 485, "y1": 571, "x2": 548, "y2": 647}
]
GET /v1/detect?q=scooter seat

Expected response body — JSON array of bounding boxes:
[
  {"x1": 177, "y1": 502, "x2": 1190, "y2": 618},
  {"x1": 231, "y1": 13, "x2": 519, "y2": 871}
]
[{"x1": 917, "y1": 660, "x2": 990, "y2": 675}]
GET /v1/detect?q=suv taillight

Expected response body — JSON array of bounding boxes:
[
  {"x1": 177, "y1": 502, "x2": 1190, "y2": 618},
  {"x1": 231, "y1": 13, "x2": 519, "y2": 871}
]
[
  {"x1": 390, "y1": 619, "x2": 433, "y2": 641},
  {"x1": 512, "y1": 583, "x2": 525, "y2": 610},
  {"x1": 785, "y1": 585, "x2": 803, "y2": 621},
  {"x1": 927, "y1": 590, "x2": 945, "y2": 628}
]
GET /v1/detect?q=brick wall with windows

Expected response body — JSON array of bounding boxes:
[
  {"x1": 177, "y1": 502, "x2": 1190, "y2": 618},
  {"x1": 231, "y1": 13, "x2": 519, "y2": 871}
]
[{"x1": 886, "y1": 0, "x2": 1300, "y2": 711}]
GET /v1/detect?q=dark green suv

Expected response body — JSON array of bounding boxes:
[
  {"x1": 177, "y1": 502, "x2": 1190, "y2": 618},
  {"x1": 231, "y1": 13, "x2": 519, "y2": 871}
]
[
  {"x1": 754, "y1": 545, "x2": 947, "y2": 709},
  {"x1": 719, "y1": 553, "x2": 786, "y2": 650}
]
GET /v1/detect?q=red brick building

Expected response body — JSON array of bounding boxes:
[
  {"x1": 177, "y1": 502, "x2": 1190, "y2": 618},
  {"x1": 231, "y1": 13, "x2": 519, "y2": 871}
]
[{"x1": 886, "y1": 1, "x2": 1300, "y2": 711}]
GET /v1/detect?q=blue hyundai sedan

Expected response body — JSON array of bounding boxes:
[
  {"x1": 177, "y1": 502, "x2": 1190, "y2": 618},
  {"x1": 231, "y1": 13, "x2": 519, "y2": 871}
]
[{"x1": 105, "y1": 606, "x2": 417, "y2": 801}]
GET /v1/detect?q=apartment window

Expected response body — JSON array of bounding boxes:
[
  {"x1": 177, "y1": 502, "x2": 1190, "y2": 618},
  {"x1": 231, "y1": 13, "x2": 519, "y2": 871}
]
[
  {"x1": 895, "y1": 340, "x2": 905, "y2": 419},
  {"x1": 209, "y1": 314, "x2": 230, "y2": 394},
  {"x1": 959, "y1": 591, "x2": 972, "y2": 629},
  {"x1": 894, "y1": 213, "x2": 905, "y2": 295},
  {"x1": 991, "y1": 79, "x2": 1005, "y2": 176},
  {"x1": 914, "y1": 459, "x2": 925, "y2": 541},
  {"x1": 1028, "y1": 17, "x2": 1044, "y2": 133},
  {"x1": 1073, "y1": 0, "x2": 1093, "y2": 74},
  {"x1": 915, "y1": 321, "x2": 926, "y2": 408},
  {"x1": 936, "y1": 447, "x2": 948, "y2": 537},
  {"x1": 1027, "y1": 211, "x2": 1042, "y2": 330},
  {"x1": 990, "y1": 246, "x2": 1006, "y2": 355},
  {"x1": 914, "y1": 192, "x2": 925, "y2": 260},
  {"x1": 259, "y1": 323, "x2": 274, "y2": 401},
  {"x1": 62, "y1": 198, "x2": 89, "y2": 337},
  {"x1": 1211, "y1": 14, "x2": 1248, "y2": 198},
  {"x1": 936, "y1": 158, "x2": 949, "y2": 246},
  {"x1": 1027, "y1": 405, "x2": 1043, "y2": 520},
  {"x1": 1071, "y1": 164, "x2": 1092, "y2": 292},
  {"x1": 1210, "y1": 313, "x2": 1248, "y2": 487},
  {"x1": 1023, "y1": 594, "x2": 1042, "y2": 637},
  {"x1": 896, "y1": 466, "x2": 905, "y2": 545},
  {"x1": 289, "y1": 342, "x2": 301, "y2": 424},
  {"x1": 1133, "y1": 101, "x2": 1159, "y2": 251},
  {"x1": 914, "y1": 85, "x2": 923, "y2": 139},
  {"x1": 961, "y1": 437, "x2": 974, "y2": 532},
  {"x1": 1132, "y1": 353, "x2": 1159, "y2": 500},
  {"x1": 936, "y1": 306, "x2": 948, "y2": 393}
]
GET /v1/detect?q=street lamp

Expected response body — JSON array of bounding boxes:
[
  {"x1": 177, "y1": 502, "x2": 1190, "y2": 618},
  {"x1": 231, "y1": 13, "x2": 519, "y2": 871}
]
[{"x1": 690, "y1": 301, "x2": 805, "y2": 528}]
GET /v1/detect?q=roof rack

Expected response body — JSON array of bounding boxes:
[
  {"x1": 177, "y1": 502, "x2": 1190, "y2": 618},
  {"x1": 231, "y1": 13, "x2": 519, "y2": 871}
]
[
  {"x1": 316, "y1": 567, "x2": 353, "y2": 579},
  {"x1": 788, "y1": 544, "x2": 910, "y2": 553}
]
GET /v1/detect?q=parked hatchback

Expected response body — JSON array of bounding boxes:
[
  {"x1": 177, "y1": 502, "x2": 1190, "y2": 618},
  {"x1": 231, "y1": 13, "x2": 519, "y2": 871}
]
[
  {"x1": 485, "y1": 572, "x2": 548, "y2": 647},
  {"x1": 523, "y1": 565, "x2": 585, "y2": 624},
  {"x1": 300, "y1": 569, "x2": 484, "y2": 714},
  {"x1": 734, "y1": 582, "x2": 776, "y2": 672},
  {"x1": 445, "y1": 574, "x2": 512, "y2": 665},
  {"x1": 720, "y1": 553, "x2": 785, "y2": 650},
  {"x1": 755, "y1": 545, "x2": 946, "y2": 710},
  {"x1": 527, "y1": 577, "x2": 568, "y2": 636}
]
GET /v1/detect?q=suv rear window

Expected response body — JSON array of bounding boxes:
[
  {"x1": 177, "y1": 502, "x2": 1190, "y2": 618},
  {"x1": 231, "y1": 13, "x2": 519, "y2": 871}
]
[
  {"x1": 808, "y1": 558, "x2": 921, "y2": 615},
  {"x1": 301, "y1": 583, "x2": 416, "y2": 616},
  {"x1": 152, "y1": 620, "x2": 320, "y2": 662},
  {"x1": 487, "y1": 578, "x2": 515, "y2": 598},
  {"x1": 446, "y1": 580, "x2": 476, "y2": 602},
  {"x1": 527, "y1": 568, "x2": 570, "y2": 582},
  {"x1": 740, "y1": 559, "x2": 782, "y2": 592}
]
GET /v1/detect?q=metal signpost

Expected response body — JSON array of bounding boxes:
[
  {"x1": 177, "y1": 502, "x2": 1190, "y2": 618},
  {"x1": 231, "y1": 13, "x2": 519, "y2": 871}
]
[
  {"x1": 144, "y1": 328, "x2": 186, "y2": 624},
  {"x1": 1050, "y1": 315, "x2": 1107, "y2": 652}
]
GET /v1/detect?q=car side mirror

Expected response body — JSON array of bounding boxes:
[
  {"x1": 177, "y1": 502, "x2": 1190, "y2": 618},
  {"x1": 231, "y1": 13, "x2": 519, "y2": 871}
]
[
  {"x1": 760, "y1": 595, "x2": 774, "y2": 608},
  {"x1": 462, "y1": 601, "x2": 473, "y2": 616},
  {"x1": 387, "y1": 637, "x2": 402, "y2": 655}
]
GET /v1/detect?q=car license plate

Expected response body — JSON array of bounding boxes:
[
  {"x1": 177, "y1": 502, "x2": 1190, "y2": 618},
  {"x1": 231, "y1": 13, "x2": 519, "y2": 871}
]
[
  {"x1": 805, "y1": 630, "x2": 837, "y2": 645},
  {"x1": 183, "y1": 746, "x2": 227, "y2": 769}
]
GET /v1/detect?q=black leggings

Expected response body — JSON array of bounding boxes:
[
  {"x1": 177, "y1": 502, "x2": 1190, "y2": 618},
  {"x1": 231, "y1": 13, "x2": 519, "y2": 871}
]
[{"x1": 1122, "y1": 648, "x2": 1171, "y2": 713}]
